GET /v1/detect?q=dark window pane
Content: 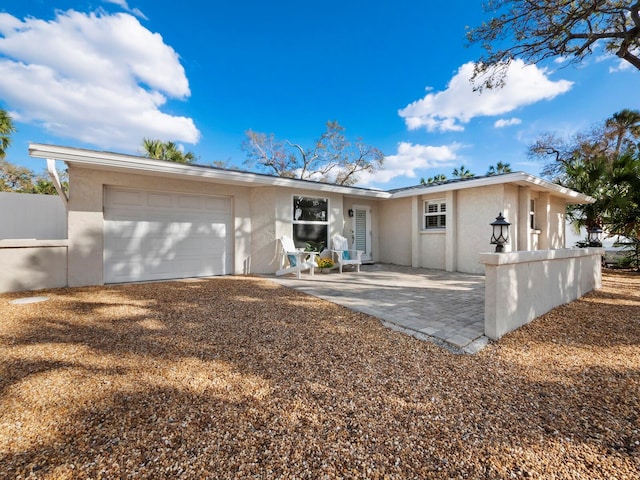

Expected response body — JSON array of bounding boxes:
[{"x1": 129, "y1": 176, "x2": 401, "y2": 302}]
[
  {"x1": 293, "y1": 224, "x2": 328, "y2": 249},
  {"x1": 293, "y1": 196, "x2": 328, "y2": 221}
]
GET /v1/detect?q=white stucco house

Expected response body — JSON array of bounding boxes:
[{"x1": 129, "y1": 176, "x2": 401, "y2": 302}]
[{"x1": 6, "y1": 143, "x2": 592, "y2": 290}]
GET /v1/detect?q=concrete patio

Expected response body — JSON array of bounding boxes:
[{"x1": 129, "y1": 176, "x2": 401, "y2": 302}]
[{"x1": 269, "y1": 263, "x2": 489, "y2": 353}]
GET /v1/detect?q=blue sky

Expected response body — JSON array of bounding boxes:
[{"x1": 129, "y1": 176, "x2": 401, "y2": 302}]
[{"x1": 0, "y1": 0, "x2": 637, "y2": 189}]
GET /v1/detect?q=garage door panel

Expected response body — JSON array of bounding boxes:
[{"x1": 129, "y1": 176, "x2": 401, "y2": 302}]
[
  {"x1": 104, "y1": 187, "x2": 231, "y2": 283},
  {"x1": 108, "y1": 189, "x2": 143, "y2": 207},
  {"x1": 148, "y1": 193, "x2": 173, "y2": 208}
]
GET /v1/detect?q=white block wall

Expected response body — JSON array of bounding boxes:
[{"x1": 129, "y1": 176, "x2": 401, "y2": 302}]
[{"x1": 0, "y1": 192, "x2": 67, "y2": 240}]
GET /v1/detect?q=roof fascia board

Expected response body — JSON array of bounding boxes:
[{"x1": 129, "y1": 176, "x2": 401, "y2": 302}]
[
  {"x1": 389, "y1": 172, "x2": 594, "y2": 204},
  {"x1": 29, "y1": 143, "x2": 390, "y2": 199}
]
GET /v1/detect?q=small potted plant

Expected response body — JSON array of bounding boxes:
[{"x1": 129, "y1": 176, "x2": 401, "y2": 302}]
[{"x1": 316, "y1": 257, "x2": 334, "y2": 273}]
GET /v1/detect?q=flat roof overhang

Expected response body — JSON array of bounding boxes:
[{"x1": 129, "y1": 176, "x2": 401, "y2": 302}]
[
  {"x1": 29, "y1": 143, "x2": 594, "y2": 204},
  {"x1": 29, "y1": 143, "x2": 391, "y2": 199},
  {"x1": 388, "y1": 171, "x2": 595, "y2": 204}
]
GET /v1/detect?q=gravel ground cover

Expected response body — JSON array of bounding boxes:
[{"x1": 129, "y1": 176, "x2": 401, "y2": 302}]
[{"x1": 0, "y1": 271, "x2": 639, "y2": 479}]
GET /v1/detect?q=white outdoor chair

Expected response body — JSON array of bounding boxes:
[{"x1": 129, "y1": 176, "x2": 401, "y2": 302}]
[
  {"x1": 275, "y1": 235, "x2": 318, "y2": 279},
  {"x1": 330, "y1": 234, "x2": 363, "y2": 273}
]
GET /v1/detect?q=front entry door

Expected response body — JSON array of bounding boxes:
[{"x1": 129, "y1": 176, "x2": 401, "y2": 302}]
[{"x1": 352, "y1": 206, "x2": 372, "y2": 263}]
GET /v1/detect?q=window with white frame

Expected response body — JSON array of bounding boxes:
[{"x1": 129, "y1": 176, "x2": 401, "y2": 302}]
[
  {"x1": 529, "y1": 199, "x2": 536, "y2": 229},
  {"x1": 424, "y1": 199, "x2": 446, "y2": 229},
  {"x1": 292, "y1": 196, "x2": 329, "y2": 248}
]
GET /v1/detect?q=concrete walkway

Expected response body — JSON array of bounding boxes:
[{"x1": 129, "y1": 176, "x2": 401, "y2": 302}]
[{"x1": 269, "y1": 263, "x2": 489, "y2": 354}]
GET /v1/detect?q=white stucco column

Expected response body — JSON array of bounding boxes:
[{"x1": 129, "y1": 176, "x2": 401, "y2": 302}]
[
  {"x1": 67, "y1": 168, "x2": 105, "y2": 287},
  {"x1": 517, "y1": 187, "x2": 531, "y2": 251},
  {"x1": 538, "y1": 192, "x2": 550, "y2": 250},
  {"x1": 445, "y1": 190, "x2": 457, "y2": 272},
  {"x1": 411, "y1": 196, "x2": 420, "y2": 267}
]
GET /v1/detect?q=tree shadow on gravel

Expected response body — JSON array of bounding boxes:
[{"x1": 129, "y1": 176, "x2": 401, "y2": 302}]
[{"x1": 1, "y1": 275, "x2": 639, "y2": 478}]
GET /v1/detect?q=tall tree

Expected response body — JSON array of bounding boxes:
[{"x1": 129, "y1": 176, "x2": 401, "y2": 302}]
[
  {"x1": 452, "y1": 165, "x2": 474, "y2": 179},
  {"x1": 0, "y1": 109, "x2": 16, "y2": 159},
  {"x1": 141, "y1": 139, "x2": 196, "y2": 164},
  {"x1": 0, "y1": 159, "x2": 65, "y2": 194},
  {"x1": 530, "y1": 109, "x2": 640, "y2": 244},
  {"x1": 0, "y1": 159, "x2": 35, "y2": 192},
  {"x1": 242, "y1": 121, "x2": 384, "y2": 186},
  {"x1": 487, "y1": 161, "x2": 512, "y2": 175},
  {"x1": 467, "y1": 1, "x2": 640, "y2": 90},
  {"x1": 531, "y1": 109, "x2": 640, "y2": 181},
  {"x1": 605, "y1": 109, "x2": 640, "y2": 159}
]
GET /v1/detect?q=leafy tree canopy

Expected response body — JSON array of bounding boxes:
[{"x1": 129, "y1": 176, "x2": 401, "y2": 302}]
[
  {"x1": 530, "y1": 109, "x2": 640, "y2": 246},
  {"x1": 420, "y1": 173, "x2": 448, "y2": 185},
  {"x1": 467, "y1": 1, "x2": 640, "y2": 90},
  {"x1": 452, "y1": 165, "x2": 475, "y2": 179},
  {"x1": 0, "y1": 159, "x2": 66, "y2": 195},
  {"x1": 487, "y1": 161, "x2": 512, "y2": 175},
  {"x1": 0, "y1": 108, "x2": 16, "y2": 160},
  {"x1": 241, "y1": 121, "x2": 384, "y2": 186}
]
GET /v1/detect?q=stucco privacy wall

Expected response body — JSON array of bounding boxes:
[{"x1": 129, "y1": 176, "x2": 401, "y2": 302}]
[
  {"x1": 67, "y1": 166, "x2": 252, "y2": 286},
  {"x1": 0, "y1": 240, "x2": 68, "y2": 293},
  {"x1": 479, "y1": 248, "x2": 604, "y2": 339},
  {"x1": 0, "y1": 192, "x2": 67, "y2": 240}
]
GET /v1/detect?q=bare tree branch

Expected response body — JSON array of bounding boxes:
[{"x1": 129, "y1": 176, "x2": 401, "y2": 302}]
[
  {"x1": 242, "y1": 121, "x2": 384, "y2": 185},
  {"x1": 468, "y1": 0, "x2": 640, "y2": 90}
]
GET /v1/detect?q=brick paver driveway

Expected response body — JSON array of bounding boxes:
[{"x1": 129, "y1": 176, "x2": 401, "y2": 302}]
[{"x1": 269, "y1": 263, "x2": 488, "y2": 353}]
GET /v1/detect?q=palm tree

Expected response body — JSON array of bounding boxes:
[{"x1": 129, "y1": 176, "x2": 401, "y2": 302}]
[
  {"x1": 452, "y1": 165, "x2": 474, "y2": 178},
  {"x1": 605, "y1": 109, "x2": 640, "y2": 159},
  {"x1": 0, "y1": 109, "x2": 16, "y2": 160},
  {"x1": 141, "y1": 138, "x2": 196, "y2": 164},
  {"x1": 486, "y1": 161, "x2": 512, "y2": 176},
  {"x1": 420, "y1": 173, "x2": 448, "y2": 185}
]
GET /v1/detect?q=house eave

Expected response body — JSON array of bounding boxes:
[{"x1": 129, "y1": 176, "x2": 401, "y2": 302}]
[
  {"x1": 389, "y1": 172, "x2": 595, "y2": 204},
  {"x1": 28, "y1": 143, "x2": 391, "y2": 199}
]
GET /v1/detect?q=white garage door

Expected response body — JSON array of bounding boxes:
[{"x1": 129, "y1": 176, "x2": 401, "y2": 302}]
[{"x1": 104, "y1": 187, "x2": 232, "y2": 284}]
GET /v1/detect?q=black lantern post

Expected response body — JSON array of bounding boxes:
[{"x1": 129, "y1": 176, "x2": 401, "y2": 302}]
[
  {"x1": 587, "y1": 225, "x2": 603, "y2": 247},
  {"x1": 490, "y1": 212, "x2": 511, "y2": 253}
]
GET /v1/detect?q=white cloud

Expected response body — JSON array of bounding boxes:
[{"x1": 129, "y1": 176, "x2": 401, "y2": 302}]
[
  {"x1": 607, "y1": 48, "x2": 639, "y2": 72},
  {"x1": 103, "y1": 0, "x2": 147, "y2": 20},
  {"x1": 494, "y1": 117, "x2": 522, "y2": 128},
  {"x1": 357, "y1": 141, "x2": 461, "y2": 186},
  {"x1": 0, "y1": 10, "x2": 198, "y2": 150},
  {"x1": 398, "y1": 60, "x2": 573, "y2": 132}
]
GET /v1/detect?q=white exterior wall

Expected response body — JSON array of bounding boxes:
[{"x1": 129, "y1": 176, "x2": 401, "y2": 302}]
[
  {"x1": 67, "y1": 166, "x2": 252, "y2": 286},
  {"x1": 0, "y1": 192, "x2": 67, "y2": 240},
  {"x1": 249, "y1": 187, "x2": 346, "y2": 274},
  {"x1": 379, "y1": 197, "x2": 412, "y2": 265},
  {"x1": 480, "y1": 248, "x2": 603, "y2": 339},
  {"x1": 503, "y1": 185, "x2": 519, "y2": 251},
  {"x1": 419, "y1": 231, "x2": 446, "y2": 269},
  {"x1": 418, "y1": 192, "x2": 447, "y2": 270},
  {"x1": 0, "y1": 240, "x2": 68, "y2": 293},
  {"x1": 455, "y1": 185, "x2": 504, "y2": 274},
  {"x1": 548, "y1": 196, "x2": 567, "y2": 248}
]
